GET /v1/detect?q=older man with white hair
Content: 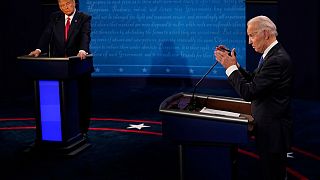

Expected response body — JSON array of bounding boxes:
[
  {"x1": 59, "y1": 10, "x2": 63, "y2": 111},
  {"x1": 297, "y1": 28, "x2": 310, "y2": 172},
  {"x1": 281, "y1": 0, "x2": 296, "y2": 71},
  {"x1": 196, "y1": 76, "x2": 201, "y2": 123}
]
[{"x1": 214, "y1": 15, "x2": 293, "y2": 180}]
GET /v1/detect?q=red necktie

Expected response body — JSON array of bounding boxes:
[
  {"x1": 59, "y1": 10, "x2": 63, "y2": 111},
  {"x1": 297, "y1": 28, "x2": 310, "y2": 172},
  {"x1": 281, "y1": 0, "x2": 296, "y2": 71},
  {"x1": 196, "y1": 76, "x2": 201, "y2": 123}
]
[{"x1": 65, "y1": 17, "x2": 71, "y2": 41}]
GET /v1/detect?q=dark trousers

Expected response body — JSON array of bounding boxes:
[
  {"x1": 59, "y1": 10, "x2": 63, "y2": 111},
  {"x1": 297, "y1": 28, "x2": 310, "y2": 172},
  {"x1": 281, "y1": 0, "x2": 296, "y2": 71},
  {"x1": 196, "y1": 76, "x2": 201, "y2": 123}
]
[
  {"x1": 77, "y1": 73, "x2": 92, "y2": 134},
  {"x1": 259, "y1": 152, "x2": 287, "y2": 180}
]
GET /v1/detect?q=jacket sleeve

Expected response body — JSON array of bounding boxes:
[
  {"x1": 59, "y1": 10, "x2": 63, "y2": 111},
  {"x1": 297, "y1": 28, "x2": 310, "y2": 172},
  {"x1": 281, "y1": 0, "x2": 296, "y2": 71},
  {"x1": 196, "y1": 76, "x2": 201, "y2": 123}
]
[
  {"x1": 79, "y1": 14, "x2": 92, "y2": 53},
  {"x1": 36, "y1": 12, "x2": 61, "y2": 53},
  {"x1": 228, "y1": 56, "x2": 284, "y2": 101}
]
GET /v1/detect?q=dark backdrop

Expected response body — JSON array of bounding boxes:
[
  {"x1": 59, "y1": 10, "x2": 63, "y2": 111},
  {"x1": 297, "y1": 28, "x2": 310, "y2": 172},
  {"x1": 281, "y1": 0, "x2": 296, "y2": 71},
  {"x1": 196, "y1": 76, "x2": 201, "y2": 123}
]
[
  {"x1": 1, "y1": 0, "x2": 319, "y2": 103},
  {"x1": 278, "y1": 0, "x2": 320, "y2": 99}
]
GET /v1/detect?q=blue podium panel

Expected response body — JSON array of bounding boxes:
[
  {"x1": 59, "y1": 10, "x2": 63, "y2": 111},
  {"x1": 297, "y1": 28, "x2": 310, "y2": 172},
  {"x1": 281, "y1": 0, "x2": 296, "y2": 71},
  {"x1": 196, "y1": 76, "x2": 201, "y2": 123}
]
[{"x1": 39, "y1": 80, "x2": 62, "y2": 141}]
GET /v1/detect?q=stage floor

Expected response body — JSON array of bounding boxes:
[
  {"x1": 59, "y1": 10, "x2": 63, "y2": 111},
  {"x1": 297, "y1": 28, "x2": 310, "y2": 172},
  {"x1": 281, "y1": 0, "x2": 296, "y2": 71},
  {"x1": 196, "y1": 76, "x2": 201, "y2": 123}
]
[{"x1": 0, "y1": 82, "x2": 319, "y2": 180}]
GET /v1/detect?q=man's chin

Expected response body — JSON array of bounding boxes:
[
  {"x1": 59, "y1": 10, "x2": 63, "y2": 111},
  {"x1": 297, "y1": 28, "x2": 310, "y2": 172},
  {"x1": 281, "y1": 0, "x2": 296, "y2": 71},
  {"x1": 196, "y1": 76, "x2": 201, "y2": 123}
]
[
  {"x1": 253, "y1": 47, "x2": 260, "y2": 53},
  {"x1": 63, "y1": 11, "x2": 73, "y2": 16}
]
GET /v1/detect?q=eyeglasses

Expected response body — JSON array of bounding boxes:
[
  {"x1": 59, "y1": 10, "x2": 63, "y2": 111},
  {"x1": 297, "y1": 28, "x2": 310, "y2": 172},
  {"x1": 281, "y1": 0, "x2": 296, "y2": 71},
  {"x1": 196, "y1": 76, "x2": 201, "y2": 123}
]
[{"x1": 59, "y1": 1, "x2": 73, "y2": 9}]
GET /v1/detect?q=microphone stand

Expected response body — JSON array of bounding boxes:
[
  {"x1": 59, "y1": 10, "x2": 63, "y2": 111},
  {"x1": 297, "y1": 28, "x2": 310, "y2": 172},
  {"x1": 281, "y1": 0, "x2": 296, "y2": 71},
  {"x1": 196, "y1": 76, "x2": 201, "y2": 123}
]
[
  {"x1": 188, "y1": 61, "x2": 219, "y2": 111},
  {"x1": 48, "y1": 26, "x2": 54, "y2": 58},
  {"x1": 188, "y1": 47, "x2": 236, "y2": 111}
]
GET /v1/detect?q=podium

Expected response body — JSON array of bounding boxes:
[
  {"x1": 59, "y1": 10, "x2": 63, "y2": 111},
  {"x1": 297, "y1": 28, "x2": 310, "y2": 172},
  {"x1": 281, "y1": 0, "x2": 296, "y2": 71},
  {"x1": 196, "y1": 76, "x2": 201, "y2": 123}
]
[
  {"x1": 17, "y1": 55, "x2": 94, "y2": 156},
  {"x1": 159, "y1": 92, "x2": 252, "y2": 180}
]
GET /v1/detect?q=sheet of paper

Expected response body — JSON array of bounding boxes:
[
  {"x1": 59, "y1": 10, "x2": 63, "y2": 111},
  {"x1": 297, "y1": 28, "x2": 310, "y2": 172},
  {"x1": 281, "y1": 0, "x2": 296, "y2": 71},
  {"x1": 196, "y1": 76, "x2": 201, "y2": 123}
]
[{"x1": 200, "y1": 107, "x2": 240, "y2": 117}]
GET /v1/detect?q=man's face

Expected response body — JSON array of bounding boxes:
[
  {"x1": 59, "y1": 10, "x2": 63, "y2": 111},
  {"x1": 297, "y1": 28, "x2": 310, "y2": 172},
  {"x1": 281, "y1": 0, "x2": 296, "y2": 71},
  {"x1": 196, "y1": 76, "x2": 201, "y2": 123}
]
[
  {"x1": 58, "y1": 0, "x2": 75, "y2": 16},
  {"x1": 247, "y1": 22, "x2": 266, "y2": 53}
]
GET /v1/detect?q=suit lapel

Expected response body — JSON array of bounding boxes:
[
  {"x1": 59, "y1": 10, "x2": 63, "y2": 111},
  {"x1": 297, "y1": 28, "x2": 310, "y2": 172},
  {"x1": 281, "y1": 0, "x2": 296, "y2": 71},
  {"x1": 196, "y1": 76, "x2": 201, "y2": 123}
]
[
  {"x1": 255, "y1": 43, "x2": 282, "y2": 73},
  {"x1": 66, "y1": 12, "x2": 80, "y2": 43},
  {"x1": 55, "y1": 14, "x2": 65, "y2": 46},
  {"x1": 264, "y1": 43, "x2": 281, "y2": 62}
]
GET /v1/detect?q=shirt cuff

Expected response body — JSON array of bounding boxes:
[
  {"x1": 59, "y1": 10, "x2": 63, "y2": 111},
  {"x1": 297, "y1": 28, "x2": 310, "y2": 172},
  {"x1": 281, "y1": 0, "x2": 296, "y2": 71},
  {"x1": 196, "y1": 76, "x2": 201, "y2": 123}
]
[
  {"x1": 226, "y1": 65, "x2": 238, "y2": 77},
  {"x1": 36, "y1": 49, "x2": 41, "y2": 53},
  {"x1": 79, "y1": 50, "x2": 88, "y2": 54}
]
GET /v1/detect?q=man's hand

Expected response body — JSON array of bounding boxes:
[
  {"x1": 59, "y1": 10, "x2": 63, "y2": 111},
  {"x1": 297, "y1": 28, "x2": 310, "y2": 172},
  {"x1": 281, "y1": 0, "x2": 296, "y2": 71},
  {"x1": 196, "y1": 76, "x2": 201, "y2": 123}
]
[
  {"x1": 214, "y1": 45, "x2": 237, "y2": 69},
  {"x1": 29, "y1": 49, "x2": 41, "y2": 57},
  {"x1": 77, "y1": 50, "x2": 87, "y2": 60}
]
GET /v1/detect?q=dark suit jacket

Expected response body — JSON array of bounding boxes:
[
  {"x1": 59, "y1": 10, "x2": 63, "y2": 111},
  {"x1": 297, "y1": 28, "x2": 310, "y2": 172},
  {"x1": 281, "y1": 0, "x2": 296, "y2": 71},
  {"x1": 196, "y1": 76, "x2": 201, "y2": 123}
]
[
  {"x1": 228, "y1": 43, "x2": 293, "y2": 153},
  {"x1": 37, "y1": 10, "x2": 91, "y2": 57},
  {"x1": 35, "y1": 10, "x2": 93, "y2": 133}
]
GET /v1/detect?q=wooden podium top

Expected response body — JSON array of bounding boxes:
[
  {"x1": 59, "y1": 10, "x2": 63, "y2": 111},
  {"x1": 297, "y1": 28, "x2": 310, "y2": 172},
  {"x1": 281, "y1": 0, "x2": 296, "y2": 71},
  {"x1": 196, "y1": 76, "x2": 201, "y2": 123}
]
[
  {"x1": 159, "y1": 92, "x2": 251, "y2": 124},
  {"x1": 17, "y1": 54, "x2": 93, "y2": 61},
  {"x1": 160, "y1": 92, "x2": 251, "y2": 144},
  {"x1": 17, "y1": 55, "x2": 94, "y2": 79}
]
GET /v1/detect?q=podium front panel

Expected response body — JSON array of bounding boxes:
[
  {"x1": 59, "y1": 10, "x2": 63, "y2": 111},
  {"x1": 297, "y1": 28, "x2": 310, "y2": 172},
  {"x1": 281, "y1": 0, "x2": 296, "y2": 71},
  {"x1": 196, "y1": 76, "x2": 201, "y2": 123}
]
[
  {"x1": 162, "y1": 114, "x2": 248, "y2": 144},
  {"x1": 17, "y1": 55, "x2": 93, "y2": 155},
  {"x1": 159, "y1": 92, "x2": 252, "y2": 180}
]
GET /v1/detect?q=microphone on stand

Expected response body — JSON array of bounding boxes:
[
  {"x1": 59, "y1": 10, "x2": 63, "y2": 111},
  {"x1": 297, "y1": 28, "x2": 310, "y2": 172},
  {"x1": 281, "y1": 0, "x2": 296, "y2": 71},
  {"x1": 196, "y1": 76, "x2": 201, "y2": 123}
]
[
  {"x1": 188, "y1": 61, "x2": 218, "y2": 111},
  {"x1": 187, "y1": 46, "x2": 236, "y2": 111}
]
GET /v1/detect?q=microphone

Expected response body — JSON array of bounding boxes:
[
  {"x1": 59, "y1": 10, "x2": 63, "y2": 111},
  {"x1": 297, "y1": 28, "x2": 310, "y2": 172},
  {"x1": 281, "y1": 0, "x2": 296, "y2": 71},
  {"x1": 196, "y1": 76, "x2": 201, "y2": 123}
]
[
  {"x1": 48, "y1": 15, "x2": 61, "y2": 57},
  {"x1": 187, "y1": 61, "x2": 219, "y2": 111},
  {"x1": 216, "y1": 46, "x2": 236, "y2": 56}
]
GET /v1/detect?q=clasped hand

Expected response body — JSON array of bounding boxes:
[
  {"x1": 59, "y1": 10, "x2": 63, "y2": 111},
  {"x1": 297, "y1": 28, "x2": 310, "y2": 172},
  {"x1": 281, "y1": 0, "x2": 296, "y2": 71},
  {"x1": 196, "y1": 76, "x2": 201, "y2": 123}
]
[{"x1": 214, "y1": 45, "x2": 237, "y2": 69}]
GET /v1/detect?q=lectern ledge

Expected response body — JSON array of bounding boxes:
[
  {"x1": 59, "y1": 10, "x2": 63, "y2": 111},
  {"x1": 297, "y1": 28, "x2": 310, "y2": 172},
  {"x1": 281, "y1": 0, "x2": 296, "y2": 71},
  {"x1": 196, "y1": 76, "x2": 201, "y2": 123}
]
[
  {"x1": 17, "y1": 55, "x2": 93, "y2": 156},
  {"x1": 159, "y1": 92, "x2": 252, "y2": 180}
]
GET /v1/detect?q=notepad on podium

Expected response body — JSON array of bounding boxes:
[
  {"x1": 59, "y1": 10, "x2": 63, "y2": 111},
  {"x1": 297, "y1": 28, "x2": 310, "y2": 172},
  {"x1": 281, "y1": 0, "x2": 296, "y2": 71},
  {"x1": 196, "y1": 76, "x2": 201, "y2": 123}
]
[{"x1": 200, "y1": 107, "x2": 241, "y2": 117}]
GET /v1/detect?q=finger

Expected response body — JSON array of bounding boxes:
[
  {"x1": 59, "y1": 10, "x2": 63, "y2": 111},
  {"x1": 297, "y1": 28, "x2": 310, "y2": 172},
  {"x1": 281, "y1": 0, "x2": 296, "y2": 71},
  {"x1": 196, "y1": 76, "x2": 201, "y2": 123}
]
[
  {"x1": 231, "y1": 48, "x2": 236, "y2": 56},
  {"x1": 80, "y1": 53, "x2": 86, "y2": 60}
]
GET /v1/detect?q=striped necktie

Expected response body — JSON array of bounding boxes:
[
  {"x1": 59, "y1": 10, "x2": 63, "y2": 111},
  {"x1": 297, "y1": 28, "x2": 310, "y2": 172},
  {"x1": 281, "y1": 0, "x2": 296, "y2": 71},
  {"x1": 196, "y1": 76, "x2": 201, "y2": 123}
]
[{"x1": 258, "y1": 55, "x2": 264, "y2": 68}]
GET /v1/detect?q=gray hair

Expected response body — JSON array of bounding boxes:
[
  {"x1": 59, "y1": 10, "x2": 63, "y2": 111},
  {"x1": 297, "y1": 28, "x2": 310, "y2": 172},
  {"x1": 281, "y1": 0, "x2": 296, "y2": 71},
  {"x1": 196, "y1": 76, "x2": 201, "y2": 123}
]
[
  {"x1": 248, "y1": 16, "x2": 278, "y2": 37},
  {"x1": 58, "y1": 0, "x2": 75, "y2": 2}
]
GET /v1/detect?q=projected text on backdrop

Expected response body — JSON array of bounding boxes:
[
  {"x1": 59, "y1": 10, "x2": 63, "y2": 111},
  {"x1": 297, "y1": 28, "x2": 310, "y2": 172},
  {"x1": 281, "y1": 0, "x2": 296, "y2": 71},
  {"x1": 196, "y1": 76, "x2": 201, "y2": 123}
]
[{"x1": 79, "y1": 0, "x2": 246, "y2": 78}]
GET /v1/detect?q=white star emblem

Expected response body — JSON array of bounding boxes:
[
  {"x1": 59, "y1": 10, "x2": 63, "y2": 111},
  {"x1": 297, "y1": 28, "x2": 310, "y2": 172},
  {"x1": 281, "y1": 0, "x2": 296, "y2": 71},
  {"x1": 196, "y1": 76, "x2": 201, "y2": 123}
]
[
  {"x1": 119, "y1": 68, "x2": 124, "y2": 72},
  {"x1": 165, "y1": 68, "x2": 171, "y2": 73},
  {"x1": 189, "y1": 68, "x2": 194, "y2": 74},
  {"x1": 95, "y1": 67, "x2": 100, "y2": 72},
  {"x1": 287, "y1": 152, "x2": 294, "y2": 158},
  {"x1": 127, "y1": 123, "x2": 150, "y2": 130}
]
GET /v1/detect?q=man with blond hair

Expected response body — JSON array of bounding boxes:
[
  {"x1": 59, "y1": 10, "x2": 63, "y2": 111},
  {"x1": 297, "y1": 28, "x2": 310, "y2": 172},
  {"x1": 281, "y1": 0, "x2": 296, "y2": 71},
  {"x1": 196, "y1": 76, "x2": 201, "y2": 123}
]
[{"x1": 29, "y1": 0, "x2": 93, "y2": 137}]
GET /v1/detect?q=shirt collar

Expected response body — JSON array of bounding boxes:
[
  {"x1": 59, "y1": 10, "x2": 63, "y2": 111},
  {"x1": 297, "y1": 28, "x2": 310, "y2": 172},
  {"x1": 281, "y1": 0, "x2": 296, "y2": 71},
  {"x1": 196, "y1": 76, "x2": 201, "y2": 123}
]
[
  {"x1": 65, "y1": 9, "x2": 76, "y2": 22},
  {"x1": 262, "y1": 40, "x2": 278, "y2": 59}
]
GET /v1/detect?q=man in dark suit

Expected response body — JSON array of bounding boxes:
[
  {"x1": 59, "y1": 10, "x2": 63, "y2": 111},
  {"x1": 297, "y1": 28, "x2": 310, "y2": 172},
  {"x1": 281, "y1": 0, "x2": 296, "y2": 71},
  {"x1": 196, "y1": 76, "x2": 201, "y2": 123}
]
[
  {"x1": 29, "y1": 0, "x2": 92, "y2": 136},
  {"x1": 214, "y1": 16, "x2": 293, "y2": 180},
  {"x1": 29, "y1": 0, "x2": 91, "y2": 59}
]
